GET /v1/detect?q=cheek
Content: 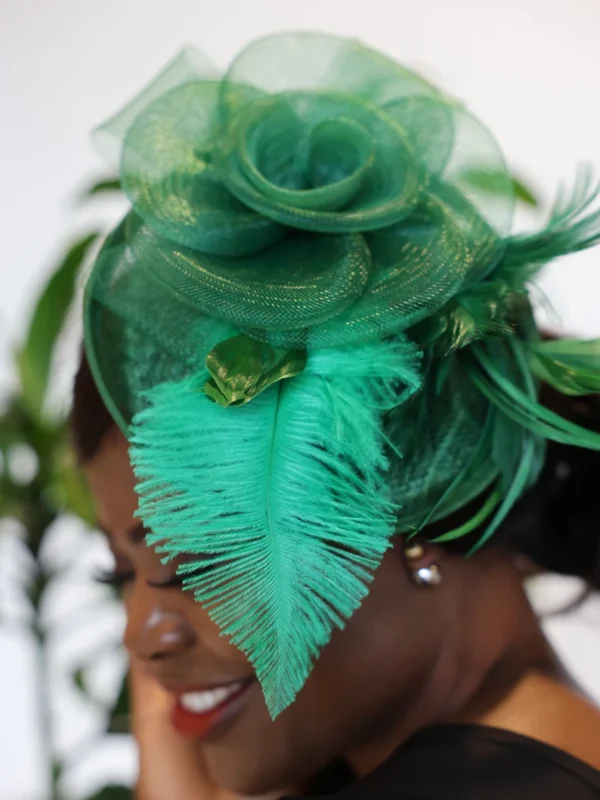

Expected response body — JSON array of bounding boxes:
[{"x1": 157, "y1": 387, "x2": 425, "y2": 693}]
[
  {"x1": 201, "y1": 687, "x2": 338, "y2": 796},
  {"x1": 182, "y1": 592, "x2": 251, "y2": 667},
  {"x1": 200, "y1": 611, "x2": 404, "y2": 795}
]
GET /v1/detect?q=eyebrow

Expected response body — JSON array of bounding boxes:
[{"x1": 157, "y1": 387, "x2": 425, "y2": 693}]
[{"x1": 99, "y1": 520, "x2": 148, "y2": 544}]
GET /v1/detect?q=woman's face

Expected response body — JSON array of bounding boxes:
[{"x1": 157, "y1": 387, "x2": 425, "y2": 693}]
[{"x1": 85, "y1": 428, "x2": 453, "y2": 795}]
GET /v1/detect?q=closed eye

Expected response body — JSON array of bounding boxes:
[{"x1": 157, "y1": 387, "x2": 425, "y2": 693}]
[
  {"x1": 92, "y1": 558, "x2": 222, "y2": 591},
  {"x1": 93, "y1": 568, "x2": 134, "y2": 588},
  {"x1": 147, "y1": 563, "x2": 215, "y2": 589}
]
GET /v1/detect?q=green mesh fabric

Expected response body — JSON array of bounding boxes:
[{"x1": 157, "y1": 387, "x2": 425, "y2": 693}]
[
  {"x1": 90, "y1": 33, "x2": 513, "y2": 354},
  {"x1": 84, "y1": 32, "x2": 600, "y2": 717},
  {"x1": 84, "y1": 214, "x2": 237, "y2": 432}
]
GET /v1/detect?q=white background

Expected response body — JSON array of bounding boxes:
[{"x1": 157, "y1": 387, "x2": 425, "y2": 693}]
[{"x1": 2, "y1": 0, "x2": 600, "y2": 797}]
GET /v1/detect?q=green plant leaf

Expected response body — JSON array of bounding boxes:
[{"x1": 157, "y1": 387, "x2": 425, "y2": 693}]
[
  {"x1": 0, "y1": 405, "x2": 27, "y2": 449},
  {"x1": 459, "y1": 168, "x2": 539, "y2": 208},
  {"x1": 204, "y1": 334, "x2": 307, "y2": 407},
  {"x1": 512, "y1": 177, "x2": 538, "y2": 207},
  {"x1": 84, "y1": 786, "x2": 132, "y2": 800},
  {"x1": 48, "y1": 432, "x2": 96, "y2": 523},
  {"x1": 84, "y1": 177, "x2": 121, "y2": 196},
  {"x1": 528, "y1": 338, "x2": 600, "y2": 395},
  {"x1": 17, "y1": 233, "x2": 100, "y2": 419},
  {"x1": 73, "y1": 667, "x2": 86, "y2": 692}
]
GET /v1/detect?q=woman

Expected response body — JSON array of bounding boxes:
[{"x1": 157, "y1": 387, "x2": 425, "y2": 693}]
[{"x1": 74, "y1": 32, "x2": 600, "y2": 798}]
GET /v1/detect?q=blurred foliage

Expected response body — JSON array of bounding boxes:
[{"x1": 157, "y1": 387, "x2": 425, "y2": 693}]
[
  {"x1": 17, "y1": 234, "x2": 100, "y2": 419},
  {"x1": 0, "y1": 176, "x2": 132, "y2": 799},
  {"x1": 87, "y1": 788, "x2": 133, "y2": 800}
]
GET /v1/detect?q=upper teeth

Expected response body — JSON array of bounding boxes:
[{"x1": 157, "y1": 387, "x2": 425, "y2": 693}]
[{"x1": 179, "y1": 682, "x2": 242, "y2": 714}]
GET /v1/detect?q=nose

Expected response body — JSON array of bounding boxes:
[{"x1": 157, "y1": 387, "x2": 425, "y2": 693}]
[{"x1": 124, "y1": 583, "x2": 197, "y2": 662}]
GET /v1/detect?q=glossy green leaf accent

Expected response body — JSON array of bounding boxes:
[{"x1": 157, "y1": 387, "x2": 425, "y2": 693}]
[
  {"x1": 528, "y1": 338, "x2": 600, "y2": 396},
  {"x1": 18, "y1": 233, "x2": 99, "y2": 418},
  {"x1": 204, "y1": 335, "x2": 307, "y2": 407},
  {"x1": 413, "y1": 281, "x2": 517, "y2": 355}
]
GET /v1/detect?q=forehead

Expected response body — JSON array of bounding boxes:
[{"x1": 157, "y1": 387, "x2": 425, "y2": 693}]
[{"x1": 84, "y1": 428, "x2": 138, "y2": 536}]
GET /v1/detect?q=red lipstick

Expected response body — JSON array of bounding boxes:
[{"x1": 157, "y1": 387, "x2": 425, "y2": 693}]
[{"x1": 171, "y1": 680, "x2": 253, "y2": 739}]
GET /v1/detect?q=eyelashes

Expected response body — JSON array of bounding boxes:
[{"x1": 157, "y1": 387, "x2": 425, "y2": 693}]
[
  {"x1": 93, "y1": 568, "x2": 134, "y2": 588},
  {"x1": 148, "y1": 565, "x2": 213, "y2": 588},
  {"x1": 92, "y1": 564, "x2": 214, "y2": 590}
]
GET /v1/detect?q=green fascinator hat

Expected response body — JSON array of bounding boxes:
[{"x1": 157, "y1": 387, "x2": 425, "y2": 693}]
[{"x1": 84, "y1": 32, "x2": 600, "y2": 717}]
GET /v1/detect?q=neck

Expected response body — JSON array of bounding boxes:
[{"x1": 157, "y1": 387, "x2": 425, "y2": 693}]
[{"x1": 344, "y1": 553, "x2": 559, "y2": 777}]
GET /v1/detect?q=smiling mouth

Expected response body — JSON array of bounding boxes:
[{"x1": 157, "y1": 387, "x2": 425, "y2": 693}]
[{"x1": 171, "y1": 678, "x2": 255, "y2": 739}]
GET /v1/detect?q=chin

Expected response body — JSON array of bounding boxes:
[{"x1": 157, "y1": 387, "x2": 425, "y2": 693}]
[
  {"x1": 204, "y1": 750, "x2": 296, "y2": 796},
  {"x1": 202, "y1": 722, "x2": 325, "y2": 797},
  {"x1": 200, "y1": 684, "x2": 339, "y2": 795}
]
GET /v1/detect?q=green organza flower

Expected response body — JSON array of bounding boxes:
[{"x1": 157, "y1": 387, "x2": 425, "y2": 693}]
[{"x1": 93, "y1": 32, "x2": 515, "y2": 351}]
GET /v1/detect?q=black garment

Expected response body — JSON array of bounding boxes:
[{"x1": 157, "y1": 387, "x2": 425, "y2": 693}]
[{"x1": 292, "y1": 724, "x2": 600, "y2": 799}]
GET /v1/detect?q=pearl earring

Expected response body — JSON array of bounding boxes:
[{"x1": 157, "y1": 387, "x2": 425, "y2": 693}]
[{"x1": 404, "y1": 541, "x2": 442, "y2": 586}]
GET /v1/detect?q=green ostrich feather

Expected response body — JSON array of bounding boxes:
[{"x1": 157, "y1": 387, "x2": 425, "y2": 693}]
[{"x1": 130, "y1": 336, "x2": 422, "y2": 717}]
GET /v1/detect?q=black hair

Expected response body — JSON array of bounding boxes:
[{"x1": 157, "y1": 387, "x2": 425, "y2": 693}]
[
  {"x1": 71, "y1": 351, "x2": 600, "y2": 589},
  {"x1": 71, "y1": 351, "x2": 117, "y2": 462},
  {"x1": 503, "y1": 387, "x2": 600, "y2": 587}
]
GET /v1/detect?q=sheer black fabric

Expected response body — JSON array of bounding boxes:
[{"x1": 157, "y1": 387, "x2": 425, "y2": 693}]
[{"x1": 288, "y1": 724, "x2": 600, "y2": 799}]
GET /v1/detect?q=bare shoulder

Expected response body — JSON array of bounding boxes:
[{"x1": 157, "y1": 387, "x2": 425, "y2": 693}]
[{"x1": 474, "y1": 671, "x2": 600, "y2": 771}]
